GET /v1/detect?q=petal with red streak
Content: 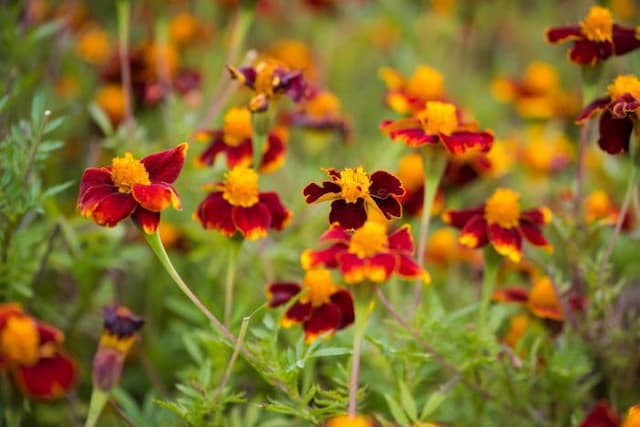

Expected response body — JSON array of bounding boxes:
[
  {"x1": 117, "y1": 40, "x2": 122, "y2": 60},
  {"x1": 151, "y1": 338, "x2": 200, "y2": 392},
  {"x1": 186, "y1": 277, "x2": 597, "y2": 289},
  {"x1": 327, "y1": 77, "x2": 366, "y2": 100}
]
[
  {"x1": 232, "y1": 203, "x2": 271, "y2": 240},
  {"x1": 319, "y1": 223, "x2": 351, "y2": 243},
  {"x1": 337, "y1": 253, "x2": 368, "y2": 283},
  {"x1": 260, "y1": 130, "x2": 287, "y2": 172},
  {"x1": 576, "y1": 97, "x2": 610, "y2": 123},
  {"x1": 373, "y1": 194, "x2": 403, "y2": 219},
  {"x1": 519, "y1": 221, "x2": 551, "y2": 248},
  {"x1": 458, "y1": 215, "x2": 489, "y2": 248},
  {"x1": 196, "y1": 133, "x2": 225, "y2": 166},
  {"x1": 131, "y1": 206, "x2": 161, "y2": 234},
  {"x1": 132, "y1": 183, "x2": 181, "y2": 212},
  {"x1": 141, "y1": 143, "x2": 188, "y2": 183},
  {"x1": 267, "y1": 282, "x2": 301, "y2": 307},
  {"x1": 90, "y1": 193, "x2": 137, "y2": 227},
  {"x1": 440, "y1": 131, "x2": 494, "y2": 155},
  {"x1": 488, "y1": 224, "x2": 522, "y2": 262},
  {"x1": 15, "y1": 353, "x2": 76, "y2": 400},
  {"x1": 442, "y1": 207, "x2": 484, "y2": 228},
  {"x1": 300, "y1": 244, "x2": 345, "y2": 270},
  {"x1": 388, "y1": 127, "x2": 439, "y2": 147},
  {"x1": 598, "y1": 110, "x2": 632, "y2": 154},
  {"x1": 195, "y1": 192, "x2": 236, "y2": 236},
  {"x1": 78, "y1": 184, "x2": 119, "y2": 217},
  {"x1": 78, "y1": 167, "x2": 113, "y2": 200},
  {"x1": 520, "y1": 207, "x2": 552, "y2": 225},
  {"x1": 544, "y1": 26, "x2": 582, "y2": 43}
]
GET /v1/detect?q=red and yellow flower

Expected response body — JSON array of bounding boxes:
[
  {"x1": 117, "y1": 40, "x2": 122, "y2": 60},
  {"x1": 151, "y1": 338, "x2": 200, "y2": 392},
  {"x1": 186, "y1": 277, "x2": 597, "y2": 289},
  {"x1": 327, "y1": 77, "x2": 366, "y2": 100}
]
[
  {"x1": 425, "y1": 228, "x2": 482, "y2": 269},
  {"x1": 267, "y1": 268, "x2": 354, "y2": 343},
  {"x1": 227, "y1": 58, "x2": 307, "y2": 112},
  {"x1": 517, "y1": 125, "x2": 574, "y2": 177},
  {"x1": 301, "y1": 221, "x2": 430, "y2": 285},
  {"x1": 195, "y1": 165, "x2": 292, "y2": 240},
  {"x1": 381, "y1": 101, "x2": 494, "y2": 155},
  {"x1": 576, "y1": 402, "x2": 620, "y2": 427},
  {"x1": 77, "y1": 143, "x2": 187, "y2": 234},
  {"x1": 577, "y1": 74, "x2": 640, "y2": 155},
  {"x1": 287, "y1": 88, "x2": 351, "y2": 142},
  {"x1": 0, "y1": 304, "x2": 76, "y2": 400},
  {"x1": 379, "y1": 65, "x2": 447, "y2": 115},
  {"x1": 195, "y1": 107, "x2": 288, "y2": 172},
  {"x1": 303, "y1": 166, "x2": 405, "y2": 230},
  {"x1": 493, "y1": 276, "x2": 564, "y2": 321},
  {"x1": 585, "y1": 189, "x2": 634, "y2": 231},
  {"x1": 545, "y1": 6, "x2": 640, "y2": 66},
  {"x1": 92, "y1": 305, "x2": 144, "y2": 391},
  {"x1": 442, "y1": 188, "x2": 552, "y2": 262}
]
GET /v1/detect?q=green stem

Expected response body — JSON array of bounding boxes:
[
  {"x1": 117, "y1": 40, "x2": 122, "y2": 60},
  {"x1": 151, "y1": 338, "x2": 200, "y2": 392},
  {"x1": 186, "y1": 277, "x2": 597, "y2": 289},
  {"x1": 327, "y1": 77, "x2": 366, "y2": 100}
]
[
  {"x1": 84, "y1": 387, "x2": 109, "y2": 427},
  {"x1": 251, "y1": 110, "x2": 274, "y2": 170},
  {"x1": 117, "y1": 0, "x2": 133, "y2": 127},
  {"x1": 477, "y1": 246, "x2": 501, "y2": 335},
  {"x1": 224, "y1": 242, "x2": 240, "y2": 326},
  {"x1": 413, "y1": 147, "x2": 447, "y2": 312},
  {"x1": 215, "y1": 316, "x2": 251, "y2": 402},
  {"x1": 143, "y1": 231, "x2": 254, "y2": 362}
]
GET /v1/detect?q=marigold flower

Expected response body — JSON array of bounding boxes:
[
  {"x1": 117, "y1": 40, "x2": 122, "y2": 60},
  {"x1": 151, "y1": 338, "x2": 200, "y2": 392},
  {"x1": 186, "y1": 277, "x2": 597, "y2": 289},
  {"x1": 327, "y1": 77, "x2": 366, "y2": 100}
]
[
  {"x1": 585, "y1": 189, "x2": 633, "y2": 230},
  {"x1": 287, "y1": 88, "x2": 351, "y2": 141},
  {"x1": 442, "y1": 188, "x2": 552, "y2": 262},
  {"x1": 545, "y1": 6, "x2": 640, "y2": 66},
  {"x1": 77, "y1": 143, "x2": 187, "y2": 234},
  {"x1": 324, "y1": 414, "x2": 378, "y2": 427},
  {"x1": 0, "y1": 304, "x2": 76, "y2": 400},
  {"x1": 195, "y1": 165, "x2": 292, "y2": 240},
  {"x1": 381, "y1": 101, "x2": 494, "y2": 155},
  {"x1": 75, "y1": 23, "x2": 112, "y2": 66},
  {"x1": 95, "y1": 84, "x2": 127, "y2": 125},
  {"x1": 169, "y1": 11, "x2": 211, "y2": 47},
  {"x1": 227, "y1": 59, "x2": 307, "y2": 112},
  {"x1": 577, "y1": 402, "x2": 620, "y2": 427},
  {"x1": 92, "y1": 305, "x2": 144, "y2": 391},
  {"x1": 576, "y1": 74, "x2": 640, "y2": 155},
  {"x1": 379, "y1": 65, "x2": 447, "y2": 115},
  {"x1": 623, "y1": 405, "x2": 640, "y2": 427},
  {"x1": 493, "y1": 276, "x2": 564, "y2": 321},
  {"x1": 194, "y1": 107, "x2": 288, "y2": 172},
  {"x1": 267, "y1": 268, "x2": 354, "y2": 343},
  {"x1": 301, "y1": 221, "x2": 430, "y2": 284},
  {"x1": 303, "y1": 166, "x2": 404, "y2": 230},
  {"x1": 425, "y1": 228, "x2": 482, "y2": 269},
  {"x1": 518, "y1": 125, "x2": 574, "y2": 176}
]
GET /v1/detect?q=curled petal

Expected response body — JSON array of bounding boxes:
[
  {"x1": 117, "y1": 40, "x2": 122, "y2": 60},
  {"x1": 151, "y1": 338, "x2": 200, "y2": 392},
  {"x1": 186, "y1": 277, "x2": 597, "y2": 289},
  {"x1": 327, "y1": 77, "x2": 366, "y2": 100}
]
[
  {"x1": 267, "y1": 282, "x2": 301, "y2": 307},
  {"x1": 385, "y1": 126, "x2": 439, "y2": 147},
  {"x1": 78, "y1": 184, "x2": 119, "y2": 217},
  {"x1": 329, "y1": 199, "x2": 367, "y2": 230},
  {"x1": 610, "y1": 93, "x2": 640, "y2": 118},
  {"x1": 260, "y1": 129, "x2": 287, "y2": 173},
  {"x1": 132, "y1": 183, "x2": 181, "y2": 212},
  {"x1": 232, "y1": 204, "x2": 271, "y2": 240},
  {"x1": 576, "y1": 97, "x2": 610, "y2": 123},
  {"x1": 372, "y1": 195, "x2": 402, "y2": 220},
  {"x1": 141, "y1": 143, "x2": 188, "y2": 183},
  {"x1": 131, "y1": 207, "x2": 161, "y2": 234},
  {"x1": 78, "y1": 167, "x2": 113, "y2": 201},
  {"x1": 598, "y1": 110, "x2": 632, "y2": 154},
  {"x1": 488, "y1": 224, "x2": 522, "y2": 262},
  {"x1": 612, "y1": 25, "x2": 640, "y2": 55}
]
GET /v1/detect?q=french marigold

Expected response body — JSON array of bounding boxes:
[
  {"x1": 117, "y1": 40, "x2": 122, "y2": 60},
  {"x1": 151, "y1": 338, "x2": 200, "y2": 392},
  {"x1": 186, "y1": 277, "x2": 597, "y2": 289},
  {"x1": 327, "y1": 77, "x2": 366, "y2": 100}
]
[
  {"x1": 576, "y1": 402, "x2": 621, "y2": 427},
  {"x1": 267, "y1": 268, "x2": 354, "y2": 343},
  {"x1": 194, "y1": 107, "x2": 288, "y2": 172},
  {"x1": 303, "y1": 166, "x2": 405, "y2": 230},
  {"x1": 75, "y1": 23, "x2": 112, "y2": 66},
  {"x1": 381, "y1": 101, "x2": 494, "y2": 155},
  {"x1": 425, "y1": 228, "x2": 482, "y2": 269},
  {"x1": 585, "y1": 189, "x2": 634, "y2": 230},
  {"x1": 442, "y1": 188, "x2": 552, "y2": 262},
  {"x1": 194, "y1": 165, "x2": 292, "y2": 240},
  {"x1": 77, "y1": 143, "x2": 187, "y2": 234},
  {"x1": 545, "y1": 6, "x2": 640, "y2": 66},
  {"x1": 623, "y1": 405, "x2": 640, "y2": 427},
  {"x1": 518, "y1": 125, "x2": 574, "y2": 177},
  {"x1": 494, "y1": 276, "x2": 564, "y2": 321},
  {"x1": 0, "y1": 304, "x2": 76, "y2": 400},
  {"x1": 379, "y1": 65, "x2": 447, "y2": 115},
  {"x1": 301, "y1": 221, "x2": 430, "y2": 285},
  {"x1": 577, "y1": 74, "x2": 640, "y2": 155}
]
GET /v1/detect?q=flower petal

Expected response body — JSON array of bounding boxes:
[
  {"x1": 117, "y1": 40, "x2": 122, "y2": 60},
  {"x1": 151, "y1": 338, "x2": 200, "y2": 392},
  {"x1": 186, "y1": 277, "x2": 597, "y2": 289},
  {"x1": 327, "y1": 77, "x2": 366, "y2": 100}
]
[
  {"x1": 300, "y1": 244, "x2": 345, "y2": 270},
  {"x1": 576, "y1": 402, "x2": 620, "y2": 427},
  {"x1": 381, "y1": 119, "x2": 439, "y2": 147},
  {"x1": 15, "y1": 353, "x2": 76, "y2": 400},
  {"x1": 458, "y1": 215, "x2": 489, "y2": 249},
  {"x1": 132, "y1": 183, "x2": 181, "y2": 212},
  {"x1": 388, "y1": 225, "x2": 415, "y2": 253},
  {"x1": 570, "y1": 40, "x2": 613, "y2": 65},
  {"x1": 440, "y1": 131, "x2": 494, "y2": 155},
  {"x1": 196, "y1": 133, "x2": 225, "y2": 166},
  {"x1": 283, "y1": 302, "x2": 311, "y2": 327},
  {"x1": 78, "y1": 167, "x2": 113, "y2": 201},
  {"x1": 544, "y1": 26, "x2": 582, "y2": 43},
  {"x1": 232, "y1": 203, "x2": 271, "y2": 240},
  {"x1": 319, "y1": 223, "x2": 351, "y2": 243},
  {"x1": 131, "y1": 206, "x2": 161, "y2": 234},
  {"x1": 90, "y1": 193, "x2": 137, "y2": 227},
  {"x1": 259, "y1": 192, "x2": 292, "y2": 231},
  {"x1": 442, "y1": 207, "x2": 484, "y2": 229},
  {"x1": 267, "y1": 282, "x2": 301, "y2": 307},
  {"x1": 78, "y1": 184, "x2": 119, "y2": 217},
  {"x1": 520, "y1": 207, "x2": 552, "y2": 225},
  {"x1": 488, "y1": 224, "x2": 522, "y2": 262},
  {"x1": 493, "y1": 287, "x2": 530, "y2": 304},
  {"x1": 226, "y1": 140, "x2": 253, "y2": 169},
  {"x1": 303, "y1": 181, "x2": 342, "y2": 203},
  {"x1": 260, "y1": 128, "x2": 287, "y2": 173},
  {"x1": 366, "y1": 253, "x2": 398, "y2": 283},
  {"x1": 612, "y1": 25, "x2": 640, "y2": 56},
  {"x1": 369, "y1": 170, "x2": 405, "y2": 198},
  {"x1": 397, "y1": 254, "x2": 430, "y2": 283},
  {"x1": 329, "y1": 199, "x2": 367, "y2": 230},
  {"x1": 141, "y1": 143, "x2": 188, "y2": 183},
  {"x1": 329, "y1": 289, "x2": 355, "y2": 329},
  {"x1": 194, "y1": 192, "x2": 236, "y2": 236},
  {"x1": 576, "y1": 96, "x2": 610, "y2": 123},
  {"x1": 519, "y1": 221, "x2": 552, "y2": 250},
  {"x1": 598, "y1": 110, "x2": 632, "y2": 154},
  {"x1": 372, "y1": 195, "x2": 403, "y2": 220},
  {"x1": 303, "y1": 303, "x2": 342, "y2": 343}
]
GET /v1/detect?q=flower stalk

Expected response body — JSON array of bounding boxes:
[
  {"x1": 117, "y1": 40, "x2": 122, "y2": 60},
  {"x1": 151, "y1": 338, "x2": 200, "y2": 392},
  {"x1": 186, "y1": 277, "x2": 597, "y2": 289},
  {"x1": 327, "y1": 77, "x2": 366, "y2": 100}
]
[
  {"x1": 224, "y1": 241, "x2": 241, "y2": 326},
  {"x1": 117, "y1": 0, "x2": 133, "y2": 127},
  {"x1": 84, "y1": 388, "x2": 109, "y2": 427},
  {"x1": 478, "y1": 246, "x2": 501, "y2": 335}
]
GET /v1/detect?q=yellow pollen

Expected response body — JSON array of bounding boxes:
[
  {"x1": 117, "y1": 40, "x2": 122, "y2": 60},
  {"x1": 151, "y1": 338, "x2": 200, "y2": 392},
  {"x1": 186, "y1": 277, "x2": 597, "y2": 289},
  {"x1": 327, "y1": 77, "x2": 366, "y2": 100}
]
[
  {"x1": 580, "y1": 6, "x2": 613, "y2": 42},
  {"x1": 111, "y1": 152, "x2": 151, "y2": 193},
  {"x1": 1, "y1": 316, "x2": 39, "y2": 366},
  {"x1": 348, "y1": 221, "x2": 389, "y2": 258},
  {"x1": 254, "y1": 60, "x2": 280, "y2": 96},
  {"x1": 305, "y1": 92, "x2": 341, "y2": 119},
  {"x1": 484, "y1": 188, "x2": 521, "y2": 229},
  {"x1": 407, "y1": 65, "x2": 445, "y2": 100},
  {"x1": 222, "y1": 107, "x2": 253, "y2": 147},
  {"x1": 523, "y1": 62, "x2": 558, "y2": 93},
  {"x1": 222, "y1": 166, "x2": 259, "y2": 207},
  {"x1": 300, "y1": 268, "x2": 337, "y2": 307},
  {"x1": 607, "y1": 74, "x2": 640, "y2": 100},
  {"x1": 337, "y1": 167, "x2": 371, "y2": 203},
  {"x1": 397, "y1": 152, "x2": 424, "y2": 191},
  {"x1": 418, "y1": 101, "x2": 458, "y2": 136}
]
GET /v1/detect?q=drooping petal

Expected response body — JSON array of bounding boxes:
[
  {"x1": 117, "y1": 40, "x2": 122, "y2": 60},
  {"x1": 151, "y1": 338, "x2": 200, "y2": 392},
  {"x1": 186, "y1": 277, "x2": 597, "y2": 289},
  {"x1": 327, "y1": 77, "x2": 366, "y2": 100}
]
[
  {"x1": 303, "y1": 181, "x2": 342, "y2": 203},
  {"x1": 570, "y1": 40, "x2": 613, "y2": 65},
  {"x1": 132, "y1": 183, "x2": 181, "y2": 212},
  {"x1": 196, "y1": 132, "x2": 225, "y2": 167},
  {"x1": 232, "y1": 203, "x2": 272, "y2": 240},
  {"x1": 388, "y1": 225, "x2": 415, "y2": 253},
  {"x1": 396, "y1": 254, "x2": 430, "y2": 283},
  {"x1": 260, "y1": 128, "x2": 287, "y2": 173},
  {"x1": 492, "y1": 287, "x2": 530, "y2": 304},
  {"x1": 520, "y1": 207, "x2": 552, "y2": 225},
  {"x1": 225, "y1": 139, "x2": 253, "y2": 168},
  {"x1": 488, "y1": 224, "x2": 522, "y2": 262},
  {"x1": 576, "y1": 96, "x2": 610, "y2": 123},
  {"x1": 519, "y1": 221, "x2": 552, "y2": 249},
  {"x1": 329, "y1": 290, "x2": 355, "y2": 329},
  {"x1": 598, "y1": 110, "x2": 632, "y2": 154},
  {"x1": 259, "y1": 192, "x2": 292, "y2": 230},
  {"x1": 141, "y1": 143, "x2": 188, "y2": 183},
  {"x1": 78, "y1": 184, "x2": 119, "y2": 217},
  {"x1": 194, "y1": 192, "x2": 236, "y2": 236},
  {"x1": 383, "y1": 124, "x2": 440, "y2": 147},
  {"x1": 266, "y1": 282, "x2": 301, "y2": 307},
  {"x1": 90, "y1": 193, "x2": 137, "y2": 227},
  {"x1": 369, "y1": 171, "x2": 405, "y2": 198},
  {"x1": 372, "y1": 194, "x2": 402, "y2": 220},
  {"x1": 459, "y1": 215, "x2": 489, "y2": 249},
  {"x1": 283, "y1": 302, "x2": 312, "y2": 327},
  {"x1": 545, "y1": 26, "x2": 582, "y2": 43},
  {"x1": 441, "y1": 207, "x2": 484, "y2": 228},
  {"x1": 439, "y1": 130, "x2": 494, "y2": 155},
  {"x1": 300, "y1": 244, "x2": 345, "y2": 270},
  {"x1": 303, "y1": 303, "x2": 342, "y2": 343},
  {"x1": 329, "y1": 199, "x2": 367, "y2": 230},
  {"x1": 15, "y1": 353, "x2": 76, "y2": 400},
  {"x1": 131, "y1": 206, "x2": 161, "y2": 234}
]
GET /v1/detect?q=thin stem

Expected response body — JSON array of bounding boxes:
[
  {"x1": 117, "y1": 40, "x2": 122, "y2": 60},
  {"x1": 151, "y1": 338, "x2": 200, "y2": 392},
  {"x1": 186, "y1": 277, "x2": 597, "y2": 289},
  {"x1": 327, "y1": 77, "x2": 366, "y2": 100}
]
[
  {"x1": 84, "y1": 388, "x2": 109, "y2": 427},
  {"x1": 347, "y1": 287, "x2": 375, "y2": 417},
  {"x1": 573, "y1": 120, "x2": 591, "y2": 220},
  {"x1": 216, "y1": 316, "x2": 251, "y2": 401},
  {"x1": 347, "y1": 325, "x2": 365, "y2": 417},
  {"x1": 598, "y1": 167, "x2": 638, "y2": 277},
  {"x1": 478, "y1": 247, "x2": 500, "y2": 335},
  {"x1": 413, "y1": 148, "x2": 447, "y2": 313},
  {"x1": 224, "y1": 243, "x2": 240, "y2": 326},
  {"x1": 143, "y1": 231, "x2": 255, "y2": 363},
  {"x1": 23, "y1": 109, "x2": 50, "y2": 183},
  {"x1": 117, "y1": 0, "x2": 133, "y2": 127}
]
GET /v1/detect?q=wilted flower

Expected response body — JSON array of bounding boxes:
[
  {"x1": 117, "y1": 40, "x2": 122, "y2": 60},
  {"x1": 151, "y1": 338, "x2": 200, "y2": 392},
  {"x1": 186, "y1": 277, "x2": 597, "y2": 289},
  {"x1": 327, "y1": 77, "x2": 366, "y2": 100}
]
[
  {"x1": 267, "y1": 268, "x2": 354, "y2": 343},
  {"x1": 577, "y1": 74, "x2": 640, "y2": 155},
  {"x1": 379, "y1": 65, "x2": 447, "y2": 115},
  {"x1": 442, "y1": 188, "x2": 552, "y2": 262},
  {"x1": 545, "y1": 6, "x2": 640, "y2": 66},
  {"x1": 381, "y1": 101, "x2": 494, "y2": 155},
  {"x1": 195, "y1": 107, "x2": 288, "y2": 172},
  {"x1": 227, "y1": 59, "x2": 307, "y2": 112},
  {"x1": 92, "y1": 305, "x2": 144, "y2": 391},
  {"x1": 0, "y1": 304, "x2": 76, "y2": 400},
  {"x1": 303, "y1": 166, "x2": 404, "y2": 230},
  {"x1": 195, "y1": 166, "x2": 292, "y2": 240},
  {"x1": 301, "y1": 221, "x2": 430, "y2": 284}
]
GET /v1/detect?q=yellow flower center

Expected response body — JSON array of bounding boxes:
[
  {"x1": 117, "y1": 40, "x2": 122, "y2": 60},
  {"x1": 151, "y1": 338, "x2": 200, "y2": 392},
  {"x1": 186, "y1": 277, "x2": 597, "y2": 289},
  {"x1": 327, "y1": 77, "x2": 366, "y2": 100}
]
[
  {"x1": 607, "y1": 74, "x2": 640, "y2": 100},
  {"x1": 305, "y1": 92, "x2": 341, "y2": 119},
  {"x1": 222, "y1": 166, "x2": 259, "y2": 207},
  {"x1": 397, "y1": 152, "x2": 424, "y2": 191},
  {"x1": 580, "y1": 6, "x2": 613, "y2": 42},
  {"x1": 337, "y1": 167, "x2": 371, "y2": 203},
  {"x1": 418, "y1": 101, "x2": 458, "y2": 136},
  {"x1": 254, "y1": 60, "x2": 281, "y2": 96},
  {"x1": 585, "y1": 190, "x2": 613, "y2": 224},
  {"x1": 484, "y1": 188, "x2": 521, "y2": 229},
  {"x1": 348, "y1": 221, "x2": 389, "y2": 258},
  {"x1": 1, "y1": 316, "x2": 39, "y2": 366},
  {"x1": 523, "y1": 62, "x2": 558, "y2": 93},
  {"x1": 111, "y1": 152, "x2": 151, "y2": 193},
  {"x1": 223, "y1": 107, "x2": 253, "y2": 147},
  {"x1": 406, "y1": 65, "x2": 445, "y2": 100},
  {"x1": 300, "y1": 268, "x2": 338, "y2": 307}
]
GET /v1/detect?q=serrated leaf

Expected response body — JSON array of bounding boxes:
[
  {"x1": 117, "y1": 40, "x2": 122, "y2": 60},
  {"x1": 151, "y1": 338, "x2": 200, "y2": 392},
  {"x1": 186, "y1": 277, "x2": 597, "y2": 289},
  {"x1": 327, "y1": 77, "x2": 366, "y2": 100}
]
[
  {"x1": 398, "y1": 380, "x2": 417, "y2": 422},
  {"x1": 384, "y1": 393, "x2": 410, "y2": 426}
]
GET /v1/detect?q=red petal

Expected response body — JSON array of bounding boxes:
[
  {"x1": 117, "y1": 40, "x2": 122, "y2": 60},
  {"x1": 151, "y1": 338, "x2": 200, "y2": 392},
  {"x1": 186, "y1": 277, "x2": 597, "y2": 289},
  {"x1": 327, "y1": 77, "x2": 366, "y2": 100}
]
[
  {"x1": 232, "y1": 203, "x2": 271, "y2": 240},
  {"x1": 545, "y1": 26, "x2": 582, "y2": 43},
  {"x1": 78, "y1": 167, "x2": 113, "y2": 201},
  {"x1": 366, "y1": 253, "x2": 397, "y2": 283},
  {"x1": 259, "y1": 192, "x2": 292, "y2": 230},
  {"x1": 15, "y1": 353, "x2": 76, "y2": 400},
  {"x1": 612, "y1": 25, "x2": 640, "y2": 56},
  {"x1": 577, "y1": 402, "x2": 620, "y2": 427},
  {"x1": 78, "y1": 184, "x2": 119, "y2": 217},
  {"x1": 373, "y1": 195, "x2": 403, "y2": 219},
  {"x1": 319, "y1": 223, "x2": 351, "y2": 243},
  {"x1": 458, "y1": 215, "x2": 489, "y2": 249},
  {"x1": 493, "y1": 287, "x2": 529, "y2": 304},
  {"x1": 488, "y1": 224, "x2": 522, "y2": 262},
  {"x1": 300, "y1": 244, "x2": 345, "y2": 270},
  {"x1": 387, "y1": 127, "x2": 439, "y2": 147},
  {"x1": 195, "y1": 192, "x2": 236, "y2": 236},
  {"x1": 283, "y1": 302, "x2": 311, "y2": 325},
  {"x1": 519, "y1": 221, "x2": 551, "y2": 248},
  {"x1": 520, "y1": 207, "x2": 552, "y2": 225},
  {"x1": 303, "y1": 303, "x2": 342, "y2": 343},
  {"x1": 570, "y1": 40, "x2": 613, "y2": 65},
  {"x1": 598, "y1": 110, "x2": 632, "y2": 154},
  {"x1": 576, "y1": 97, "x2": 610, "y2": 123},
  {"x1": 329, "y1": 199, "x2": 367, "y2": 230},
  {"x1": 370, "y1": 170, "x2": 405, "y2": 198},
  {"x1": 90, "y1": 193, "x2": 137, "y2": 227},
  {"x1": 329, "y1": 289, "x2": 355, "y2": 329},
  {"x1": 442, "y1": 207, "x2": 483, "y2": 228},
  {"x1": 131, "y1": 206, "x2": 161, "y2": 234},
  {"x1": 226, "y1": 140, "x2": 253, "y2": 169},
  {"x1": 260, "y1": 129, "x2": 287, "y2": 172},
  {"x1": 132, "y1": 183, "x2": 181, "y2": 212},
  {"x1": 141, "y1": 143, "x2": 188, "y2": 183},
  {"x1": 388, "y1": 225, "x2": 415, "y2": 253},
  {"x1": 303, "y1": 181, "x2": 341, "y2": 203},
  {"x1": 396, "y1": 254, "x2": 428, "y2": 282},
  {"x1": 267, "y1": 282, "x2": 301, "y2": 307},
  {"x1": 197, "y1": 136, "x2": 226, "y2": 167},
  {"x1": 440, "y1": 131, "x2": 494, "y2": 155},
  {"x1": 36, "y1": 322, "x2": 64, "y2": 344}
]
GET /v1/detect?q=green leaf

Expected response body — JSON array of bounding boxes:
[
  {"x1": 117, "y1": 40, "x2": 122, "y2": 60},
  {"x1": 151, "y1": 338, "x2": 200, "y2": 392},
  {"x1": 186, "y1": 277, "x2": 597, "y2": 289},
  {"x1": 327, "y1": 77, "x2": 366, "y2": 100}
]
[
  {"x1": 310, "y1": 347, "x2": 352, "y2": 358},
  {"x1": 89, "y1": 102, "x2": 114, "y2": 136},
  {"x1": 43, "y1": 116, "x2": 64, "y2": 134},
  {"x1": 384, "y1": 393, "x2": 410, "y2": 426},
  {"x1": 398, "y1": 379, "x2": 417, "y2": 422},
  {"x1": 420, "y1": 391, "x2": 446, "y2": 420}
]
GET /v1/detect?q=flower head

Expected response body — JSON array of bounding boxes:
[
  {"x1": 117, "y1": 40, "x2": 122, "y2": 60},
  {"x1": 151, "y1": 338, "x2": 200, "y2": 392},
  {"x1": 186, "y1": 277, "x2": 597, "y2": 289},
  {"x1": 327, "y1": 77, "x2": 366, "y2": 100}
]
[
  {"x1": 195, "y1": 166, "x2": 292, "y2": 240},
  {"x1": 545, "y1": 6, "x2": 640, "y2": 65},
  {"x1": 381, "y1": 101, "x2": 494, "y2": 155},
  {"x1": 0, "y1": 304, "x2": 76, "y2": 400},
  {"x1": 267, "y1": 268, "x2": 354, "y2": 343},
  {"x1": 92, "y1": 305, "x2": 144, "y2": 391},
  {"x1": 518, "y1": 126, "x2": 574, "y2": 176},
  {"x1": 301, "y1": 221, "x2": 430, "y2": 285},
  {"x1": 78, "y1": 144, "x2": 187, "y2": 234},
  {"x1": 227, "y1": 59, "x2": 307, "y2": 112},
  {"x1": 303, "y1": 167, "x2": 404, "y2": 230},
  {"x1": 576, "y1": 402, "x2": 621, "y2": 427},
  {"x1": 379, "y1": 65, "x2": 446, "y2": 115},
  {"x1": 442, "y1": 188, "x2": 552, "y2": 262}
]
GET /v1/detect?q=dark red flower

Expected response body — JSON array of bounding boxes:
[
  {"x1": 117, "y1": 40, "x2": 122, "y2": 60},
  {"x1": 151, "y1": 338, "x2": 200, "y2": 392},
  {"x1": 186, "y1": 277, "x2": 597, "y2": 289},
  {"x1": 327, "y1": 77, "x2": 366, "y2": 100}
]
[
  {"x1": 576, "y1": 402, "x2": 620, "y2": 427},
  {"x1": 78, "y1": 143, "x2": 187, "y2": 234}
]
